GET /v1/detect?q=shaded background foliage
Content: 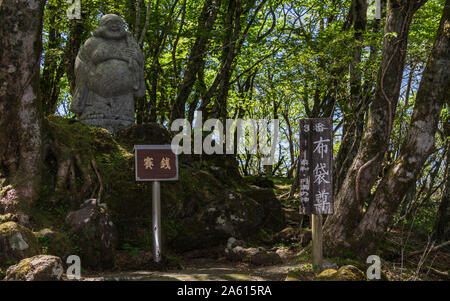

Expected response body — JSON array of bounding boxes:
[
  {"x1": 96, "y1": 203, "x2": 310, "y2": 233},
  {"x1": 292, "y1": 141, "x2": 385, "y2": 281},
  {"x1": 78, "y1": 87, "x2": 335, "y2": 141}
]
[{"x1": 39, "y1": 0, "x2": 448, "y2": 245}]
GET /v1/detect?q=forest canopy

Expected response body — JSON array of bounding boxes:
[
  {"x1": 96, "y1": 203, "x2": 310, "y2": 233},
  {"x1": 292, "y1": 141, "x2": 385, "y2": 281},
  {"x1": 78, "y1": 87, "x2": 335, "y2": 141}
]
[{"x1": 38, "y1": 0, "x2": 448, "y2": 245}]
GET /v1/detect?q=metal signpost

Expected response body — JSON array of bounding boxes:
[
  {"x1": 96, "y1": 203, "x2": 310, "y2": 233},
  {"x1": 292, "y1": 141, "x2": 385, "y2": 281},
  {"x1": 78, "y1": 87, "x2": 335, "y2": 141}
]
[
  {"x1": 135, "y1": 145, "x2": 178, "y2": 263},
  {"x1": 299, "y1": 118, "x2": 333, "y2": 270}
]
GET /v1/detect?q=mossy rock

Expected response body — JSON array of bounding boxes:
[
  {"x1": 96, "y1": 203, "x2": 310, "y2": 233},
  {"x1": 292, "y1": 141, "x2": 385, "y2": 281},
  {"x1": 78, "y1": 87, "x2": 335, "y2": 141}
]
[
  {"x1": 242, "y1": 185, "x2": 277, "y2": 203},
  {"x1": 336, "y1": 265, "x2": 366, "y2": 281},
  {"x1": 65, "y1": 200, "x2": 118, "y2": 269},
  {"x1": 5, "y1": 255, "x2": 64, "y2": 281},
  {"x1": 315, "y1": 265, "x2": 366, "y2": 281},
  {"x1": 0, "y1": 222, "x2": 40, "y2": 266},
  {"x1": 35, "y1": 117, "x2": 286, "y2": 260},
  {"x1": 315, "y1": 269, "x2": 338, "y2": 280},
  {"x1": 380, "y1": 271, "x2": 390, "y2": 281},
  {"x1": 247, "y1": 249, "x2": 282, "y2": 266},
  {"x1": 273, "y1": 226, "x2": 299, "y2": 244},
  {"x1": 244, "y1": 176, "x2": 275, "y2": 188},
  {"x1": 115, "y1": 123, "x2": 173, "y2": 151},
  {"x1": 34, "y1": 228, "x2": 71, "y2": 258},
  {"x1": 0, "y1": 214, "x2": 18, "y2": 224},
  {"x1": 285, "y1": 269, "x2": 312, "y2": 281}
]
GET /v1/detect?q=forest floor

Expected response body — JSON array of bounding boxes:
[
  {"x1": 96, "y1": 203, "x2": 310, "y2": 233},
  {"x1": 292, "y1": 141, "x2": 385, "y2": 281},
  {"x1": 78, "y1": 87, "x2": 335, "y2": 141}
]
[
  {"x1": 82, "y1": 178, "x2": 450, "y2": 281},
  {"x1": 81, "y1": 241, "x2": 449, "y2": 281},
  {"x1": 82, "y1": 256, "x2": 301, "y2": 281}
]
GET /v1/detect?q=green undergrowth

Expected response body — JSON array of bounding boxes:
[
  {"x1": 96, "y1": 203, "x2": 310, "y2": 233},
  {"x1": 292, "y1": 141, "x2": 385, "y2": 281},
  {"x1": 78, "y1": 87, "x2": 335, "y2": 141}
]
[{"x1": 25, "y1": 116, "x2": 284, "y2": 261}]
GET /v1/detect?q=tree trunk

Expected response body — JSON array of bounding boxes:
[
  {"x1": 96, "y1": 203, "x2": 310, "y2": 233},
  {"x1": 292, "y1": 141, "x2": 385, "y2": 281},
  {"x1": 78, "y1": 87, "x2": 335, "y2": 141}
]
[
  {"x1": 323, "y1": 0, "x2": 428, "y2": 255},
  {"x1": 64, "y1": 19, "x2": 84, "y2": 95},
  {"x1": 0, "y1": 0, "x2": 46, "y2": 210},
  {"x1": 40, "y1": 7, "x2": 63, "y2": 115},
  {"x1": 334, "y1": 0, "x2": 368, "y2": 193},
  {"x1": 210, "y1": 0, "x2": 246, "y2": 122},
  {"x1": 282, "y1": 110, "x2": 295, "y2": 178},
  {"x1": 353, "y1": 0, "x2": 450, "y2": 257},
  {"x1": 434, "y1": 139, "x2": 450, "y2": 242},
  {"x1": 170, "y1": 0, "x2": 222, "y2": 122}
]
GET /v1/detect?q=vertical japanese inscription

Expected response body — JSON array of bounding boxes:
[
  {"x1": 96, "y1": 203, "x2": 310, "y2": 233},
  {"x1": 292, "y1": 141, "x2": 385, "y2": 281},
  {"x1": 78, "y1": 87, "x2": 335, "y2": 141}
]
[
  {"x1": 299, "y1": 118, "x2": 333, "y2": 215},
  {"x1": 299, "y1": 119, "x2": 312, "y2": 214}
]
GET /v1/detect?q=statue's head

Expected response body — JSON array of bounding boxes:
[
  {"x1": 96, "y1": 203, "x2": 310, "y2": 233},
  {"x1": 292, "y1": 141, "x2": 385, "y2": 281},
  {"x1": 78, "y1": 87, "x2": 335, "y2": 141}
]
[{"x1": 94, "y1": 14, "x2": 127, "y2": 40}]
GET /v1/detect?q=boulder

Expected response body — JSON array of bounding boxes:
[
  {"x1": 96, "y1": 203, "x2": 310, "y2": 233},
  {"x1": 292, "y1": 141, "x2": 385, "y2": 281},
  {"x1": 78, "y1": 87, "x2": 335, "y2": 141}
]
[
  {"x1": 225, "y1": 237, "x2": 245, "y2": 250},
  {"x1": 0, "y1": 213, "x2": 19, "y2": 224},
  {"x1": 203, "y1": 154, "x2": 242, "y2": 183},
  {"x1": 274, "y1": 246, "x2": 294, "y2": 260},
  {"x1": 241, "y1": 185, "x2": 285, "y2": 230},
  {"x1": 0, "y1": 222, "x2": 40, "y2": 264},
  {"x1": 34, "y1": 228, "x2": 71, "y2": 258},
  {"x1": 315, "y1": 269, "x2": 338, "y2": 280},
  {"x1": 285, "y1": 268, "x2": 311, "y2": 281},
  {"x1": 65, "y1": 199, "x2": 118, "y2": 269},
  {"x1": 115, "y1": 123, "x2": 172, "y2": 149},
  {"x1": 273, "y1": 226, "x2": 299, "y2": 243},
  {"x1": 0, "y1": 188, "x2": 19, "y2": 214},
  {"x1": 225, "y1": 242, "x2": 282, "y2": 266},
  {"x1": 244, "y1": 176, "x2": 275, "y2": 188},
  {"x1": 247, "y1": 248, "x2": 282, "y2": 266},
  {"x1": 224, "y1": 237, "x2": 247, "y2": 261},
  {"x1": 168, "y1": 183, "x2": 284, "y2": 251},
  {"x1": 0, "y1": 189, "x2": 31, "y2": 227},
  {"x1": 5, "y1": 255, "x2": 64, "y2": 281},
  {"x1": 114, "y1": 250, "x2": 153, "y2": 271},
  {"x1": 335, "y1": 265, "x2": 366, "y2": 281},
  {"x1": 314, "y1": 265, "x2": 366, "y2": 281},
  {"x1": 39, "y1": 118, "x2": 287, "y2": 259}
]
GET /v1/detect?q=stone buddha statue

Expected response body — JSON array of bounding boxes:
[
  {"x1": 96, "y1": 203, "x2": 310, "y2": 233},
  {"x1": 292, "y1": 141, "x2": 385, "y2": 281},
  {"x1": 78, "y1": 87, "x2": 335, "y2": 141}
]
[{"x1": 70, "y1": 14, "x2": 145, "y2": 132}]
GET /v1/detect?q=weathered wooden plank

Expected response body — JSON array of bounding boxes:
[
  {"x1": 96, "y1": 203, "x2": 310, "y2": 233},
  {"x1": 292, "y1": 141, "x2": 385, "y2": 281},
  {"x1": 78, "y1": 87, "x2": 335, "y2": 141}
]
[
  {"x1": 299, "y1": 118, "x2": 334, "y2": 215},
  {"x1": 312, "y1": 214, "x2": 323, "y2": 269}
]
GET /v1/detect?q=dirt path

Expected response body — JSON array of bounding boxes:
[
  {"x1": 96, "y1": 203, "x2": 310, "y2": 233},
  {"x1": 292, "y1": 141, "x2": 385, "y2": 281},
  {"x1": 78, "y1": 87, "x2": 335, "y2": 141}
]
[{"x1": 82, "y1": 258, "x2": 303, "y2": 281}]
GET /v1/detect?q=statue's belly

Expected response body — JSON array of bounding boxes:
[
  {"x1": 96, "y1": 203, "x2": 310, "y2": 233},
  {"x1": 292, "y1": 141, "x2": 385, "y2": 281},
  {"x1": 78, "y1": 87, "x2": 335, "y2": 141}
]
[{"x1": 89, "y1": 59, "x2": 134, "y2": 98}]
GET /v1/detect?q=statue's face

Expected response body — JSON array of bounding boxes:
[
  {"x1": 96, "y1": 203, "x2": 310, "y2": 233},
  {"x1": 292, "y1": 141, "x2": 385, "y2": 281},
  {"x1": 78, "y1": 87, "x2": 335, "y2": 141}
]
[
  {"x1": 98, "y1": 15, "x2": 126, "y2": 40},
  {"x1": 106, "y1": 18, "x2": 124, "y2": 34}
]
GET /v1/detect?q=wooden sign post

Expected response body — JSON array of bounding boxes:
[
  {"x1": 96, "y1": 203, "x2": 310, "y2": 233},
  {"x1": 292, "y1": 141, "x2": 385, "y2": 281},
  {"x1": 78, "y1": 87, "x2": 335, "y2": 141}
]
[
  {"x1": 135, "y1": 145, "x2": 179, "y2": 263},
  {"x1": 299, "y1": 118, "x2": 333, "y2": 271}
]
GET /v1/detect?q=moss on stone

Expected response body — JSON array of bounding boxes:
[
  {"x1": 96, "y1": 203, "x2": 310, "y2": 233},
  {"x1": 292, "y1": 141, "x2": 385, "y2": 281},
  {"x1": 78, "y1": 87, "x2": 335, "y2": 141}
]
[
  {"x1": 11, "y1": 257, "x2": 34, "y2": 277},
  {"x1": 336, "y1": 265, "x2": 366, "y2": 281},
  {"x1": 285, "y1": 269, "x2": 312, "y2": 281},
  {"x1": 0, "y1": 214, "x2": 18, "y2": 224},
  {"x1": 28, "y1": 116, "x2": 285, "y2": 259},
  {"x1": 314, "y1": 265, "x2": 366, "y2": 281},
  {"x1": 0, "y1": 222, "x2": 40, "y2": 265},
  {"x1": 0, "y1": 184, "x2": 13, "y2": 199},
  {"x1": 34, "y1": 228, "x2": 71, "y2": 257},
  {"x1": 315, "y1": 269, "x2": 338, "y2": 280}
]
